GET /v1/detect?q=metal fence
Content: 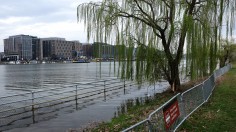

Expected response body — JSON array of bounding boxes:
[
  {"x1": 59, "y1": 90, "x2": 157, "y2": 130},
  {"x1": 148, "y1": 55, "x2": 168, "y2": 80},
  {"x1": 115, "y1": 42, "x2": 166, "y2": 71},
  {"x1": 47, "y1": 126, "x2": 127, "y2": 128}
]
[
  {"x1": 123, "y1": 64, "x2": 232, "y2": 132},
  {"x1": 0, "y1": 77, "x2": 138, "y2": 131}
]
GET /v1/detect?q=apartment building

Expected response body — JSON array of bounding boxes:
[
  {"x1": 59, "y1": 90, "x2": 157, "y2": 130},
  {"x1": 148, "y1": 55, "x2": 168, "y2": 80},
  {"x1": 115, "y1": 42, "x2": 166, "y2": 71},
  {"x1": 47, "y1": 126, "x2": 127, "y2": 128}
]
[
  {"x1": 41, "y1": 38, "x2": 82, "y2": 60},
  {"x1": 4, "y1": 35, "x2": 121, "y2": 61},
  {"x1": 4, "y1": 35, "x2": 38, "y2": 60}
]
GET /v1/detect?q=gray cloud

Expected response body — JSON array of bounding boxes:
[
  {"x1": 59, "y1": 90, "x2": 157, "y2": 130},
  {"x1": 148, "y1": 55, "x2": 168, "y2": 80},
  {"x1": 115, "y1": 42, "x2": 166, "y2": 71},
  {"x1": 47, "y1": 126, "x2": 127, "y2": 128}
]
[
  {"x1": 1, "y1": 0, "x2": 64, "y2": 17},
  {"x1": 1, "y1": 0, "x2": 234, "y2": 52},
  {"x1": 0, "y1": 0, "x2": 98, "y2": 19},
  {"x1": 0, "y1": 0, "x2": 97, "y2": 51},
  {"x1": 0, "y1": 0, "x2": 77, "y2": 23}
]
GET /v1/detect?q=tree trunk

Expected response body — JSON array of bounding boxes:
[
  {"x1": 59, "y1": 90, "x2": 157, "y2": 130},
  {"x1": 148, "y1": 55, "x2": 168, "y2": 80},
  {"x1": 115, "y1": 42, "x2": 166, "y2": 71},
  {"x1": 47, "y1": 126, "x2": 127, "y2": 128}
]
[
  {"x1": 160, "y1": 1, "x2": 196, "y2": 93},
  {"x1": 169, "y1": 61, "x2": 181, "y2": 92},
  {"x1": 171, "y1": 76, "x2": 180, "y2": 92},
  {"x1": 219, "y1": 57, "x2": 225, "y2": 68}
]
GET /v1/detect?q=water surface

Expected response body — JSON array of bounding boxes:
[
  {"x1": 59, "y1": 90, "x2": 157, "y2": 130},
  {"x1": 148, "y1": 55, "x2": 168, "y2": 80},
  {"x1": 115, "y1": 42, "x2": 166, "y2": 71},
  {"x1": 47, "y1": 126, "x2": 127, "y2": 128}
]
[{"x1": 0, "y1": 62, "x2": 169, "y2": 131}]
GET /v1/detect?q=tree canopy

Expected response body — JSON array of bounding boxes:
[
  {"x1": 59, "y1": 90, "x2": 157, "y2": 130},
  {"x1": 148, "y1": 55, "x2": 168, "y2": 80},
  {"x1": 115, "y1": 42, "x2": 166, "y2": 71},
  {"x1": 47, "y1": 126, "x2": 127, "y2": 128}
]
[{"x1": 77, "y1": 0, "x2": 236, "y2": 92}]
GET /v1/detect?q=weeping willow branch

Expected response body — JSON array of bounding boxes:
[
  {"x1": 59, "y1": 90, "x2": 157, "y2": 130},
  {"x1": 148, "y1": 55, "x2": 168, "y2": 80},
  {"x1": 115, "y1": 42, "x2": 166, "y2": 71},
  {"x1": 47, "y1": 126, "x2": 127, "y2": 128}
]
[{"x1": 77, "y1": 0, "x2": 236, "y2": 92}]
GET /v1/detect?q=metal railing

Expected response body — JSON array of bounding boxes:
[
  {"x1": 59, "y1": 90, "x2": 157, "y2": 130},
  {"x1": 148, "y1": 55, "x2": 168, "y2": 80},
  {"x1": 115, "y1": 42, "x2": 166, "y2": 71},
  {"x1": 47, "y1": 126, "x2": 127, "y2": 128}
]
[
  {"x1": 0, "y1": 77, "x2": 138, "y2": 131},
  {"x1": 123, "y1": 64, "x2": 232, "y2": 132}
]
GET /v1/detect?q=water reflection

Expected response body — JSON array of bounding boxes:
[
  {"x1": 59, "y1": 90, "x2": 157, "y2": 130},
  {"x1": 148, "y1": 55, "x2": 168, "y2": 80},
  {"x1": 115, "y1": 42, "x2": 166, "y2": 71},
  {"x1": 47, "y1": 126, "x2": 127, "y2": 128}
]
[
  {"x1": 115, "y1": 96, "x2": 154, "y2": 118},
  {"x1": 0, "y1": 62, "x2": 117, "y2": 96}
]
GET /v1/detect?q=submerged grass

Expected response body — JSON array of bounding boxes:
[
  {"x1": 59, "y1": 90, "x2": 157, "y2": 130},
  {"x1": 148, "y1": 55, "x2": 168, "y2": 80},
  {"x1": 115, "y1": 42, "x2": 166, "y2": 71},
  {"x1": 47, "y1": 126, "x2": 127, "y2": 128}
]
[
  {"x1": 178, "y1": 65, "x2": 236, "y2": 132},
  {"x1": 90, "y1": 92, "x2": 174, "y2": 131}
]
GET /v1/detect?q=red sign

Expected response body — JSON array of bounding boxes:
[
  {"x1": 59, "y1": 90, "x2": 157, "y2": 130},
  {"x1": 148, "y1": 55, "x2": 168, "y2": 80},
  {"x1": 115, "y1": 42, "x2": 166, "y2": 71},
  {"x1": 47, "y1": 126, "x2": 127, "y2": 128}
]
[{"x1": 163, "y1": 97, "x2": 180, "y2": 130}]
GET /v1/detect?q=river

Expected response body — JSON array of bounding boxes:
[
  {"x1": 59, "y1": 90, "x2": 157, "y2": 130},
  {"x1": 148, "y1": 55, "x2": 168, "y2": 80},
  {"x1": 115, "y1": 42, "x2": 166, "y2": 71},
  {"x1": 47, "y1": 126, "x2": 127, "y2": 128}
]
[
  {"x1": 0, "y1": 62, "x2": 170, "y2": 131},
  {"x1": 0, "y1": 62, "x2": 118, "y2": 96}
]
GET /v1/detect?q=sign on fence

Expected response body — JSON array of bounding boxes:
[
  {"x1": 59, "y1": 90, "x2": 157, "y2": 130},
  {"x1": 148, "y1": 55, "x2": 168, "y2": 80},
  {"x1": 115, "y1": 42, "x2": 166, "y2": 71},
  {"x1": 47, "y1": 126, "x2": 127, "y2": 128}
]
[{"x1": 163, "y1": 97, "x2": 180, "y2": 130}]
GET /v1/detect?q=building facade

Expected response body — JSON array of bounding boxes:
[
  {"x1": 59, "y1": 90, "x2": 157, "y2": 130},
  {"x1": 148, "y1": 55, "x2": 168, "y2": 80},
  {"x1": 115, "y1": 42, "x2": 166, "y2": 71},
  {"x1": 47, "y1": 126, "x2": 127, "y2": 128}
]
[
  {"x1": 4, "y1": 35, "x2": 37, "y2": 60},
  {"x1": 72, "y1": 41, "x2": 83, "y2": 59},
  {"x1": 41, "y1": 38, "x2": 82, "y2": 60},
  {"x1": 32, "y1": 37, "x2": 40, "y2": 60},
  {"x1": 0, "y1": 52, "x2": 4, "y2": 62},
  {"x1": 82, "y1": 43, "x2": 93, "y2": 58},
  {"x1": 92, "y1": 42, "x2": 115, "y2": 59},
  {"x1": 4, "y1": 35, "x2": 122, "y2": 61}
]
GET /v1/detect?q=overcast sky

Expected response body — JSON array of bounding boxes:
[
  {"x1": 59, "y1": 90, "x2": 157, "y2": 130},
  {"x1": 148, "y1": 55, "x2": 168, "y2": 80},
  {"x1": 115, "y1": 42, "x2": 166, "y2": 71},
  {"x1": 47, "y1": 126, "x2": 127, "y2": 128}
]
[
  {"x1": 0, "y1": 0, "x2": 235, "y2": 52},
  {"x1": 0, "y1": 0, "x2": 102, "y2": 52}
]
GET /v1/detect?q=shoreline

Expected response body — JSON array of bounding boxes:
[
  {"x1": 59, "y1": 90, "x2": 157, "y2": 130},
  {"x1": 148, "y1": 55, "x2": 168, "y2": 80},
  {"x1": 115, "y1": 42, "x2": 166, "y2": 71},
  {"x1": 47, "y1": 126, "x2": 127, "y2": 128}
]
[{"x1": 80, "y1": 77, "x2": 210, "y2": 131}]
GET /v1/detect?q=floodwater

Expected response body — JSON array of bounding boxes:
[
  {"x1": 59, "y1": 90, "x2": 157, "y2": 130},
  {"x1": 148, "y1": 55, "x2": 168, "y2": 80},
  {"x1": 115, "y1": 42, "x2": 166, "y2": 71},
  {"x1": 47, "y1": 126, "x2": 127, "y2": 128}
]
[
  {"x1": 0, "y1": 62, "x2": 118, "y2": 96},
  {"x1": 0, "y1": 62, "x2": 170, "y2": 131}
]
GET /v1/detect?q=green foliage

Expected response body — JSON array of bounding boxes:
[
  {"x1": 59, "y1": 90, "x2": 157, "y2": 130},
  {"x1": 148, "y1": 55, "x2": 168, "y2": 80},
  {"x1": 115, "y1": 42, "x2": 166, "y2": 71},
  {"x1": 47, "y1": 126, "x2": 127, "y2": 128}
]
[
  {"x1": 218, "y1": 40, "x2": 236, "y2": 67},
  {"x1": 77, "y1": 0, "x2": 236, "y2": 88}
]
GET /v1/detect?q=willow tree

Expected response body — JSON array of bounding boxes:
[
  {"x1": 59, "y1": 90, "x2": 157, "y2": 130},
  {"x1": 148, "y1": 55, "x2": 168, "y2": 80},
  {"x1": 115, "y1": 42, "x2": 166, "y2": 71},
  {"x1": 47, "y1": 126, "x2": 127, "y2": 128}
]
[
  {"x1": 219, "y1": 39, "x2": 236, "y2": 67},
  {"x1": 77, "y1": 0, "x2": 236, "y2": 92}
]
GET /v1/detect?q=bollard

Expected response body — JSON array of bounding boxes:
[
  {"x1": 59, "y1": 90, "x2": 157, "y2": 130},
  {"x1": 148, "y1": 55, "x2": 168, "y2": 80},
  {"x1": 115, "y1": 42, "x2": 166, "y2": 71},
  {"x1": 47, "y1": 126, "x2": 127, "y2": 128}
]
[{"x1": 31, "y1": 91, "x2": 35, "y2": 123}]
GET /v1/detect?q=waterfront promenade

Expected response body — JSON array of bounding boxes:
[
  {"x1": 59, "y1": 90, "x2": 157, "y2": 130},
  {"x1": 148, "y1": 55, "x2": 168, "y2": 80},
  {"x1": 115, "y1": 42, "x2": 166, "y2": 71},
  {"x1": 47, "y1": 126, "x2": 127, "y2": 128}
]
[{"x1": 5, "y1": 80, "x2": 169, "y2": 132}]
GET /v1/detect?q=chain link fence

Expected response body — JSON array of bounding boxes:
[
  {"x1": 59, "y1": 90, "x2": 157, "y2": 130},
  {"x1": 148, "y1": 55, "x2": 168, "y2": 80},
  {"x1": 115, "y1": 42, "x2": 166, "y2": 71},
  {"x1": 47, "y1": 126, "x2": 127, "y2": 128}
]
[{"x1": 123, "y1": 64, "x2": 232, "y2": 132}]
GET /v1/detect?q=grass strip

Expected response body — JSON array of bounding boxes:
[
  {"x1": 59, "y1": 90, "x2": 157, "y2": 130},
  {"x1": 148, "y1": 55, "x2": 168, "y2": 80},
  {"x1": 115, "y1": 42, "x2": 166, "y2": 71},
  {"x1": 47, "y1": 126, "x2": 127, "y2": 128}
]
[{"x1": 178, "y1": 66, "x2": 236, "y2": 132}]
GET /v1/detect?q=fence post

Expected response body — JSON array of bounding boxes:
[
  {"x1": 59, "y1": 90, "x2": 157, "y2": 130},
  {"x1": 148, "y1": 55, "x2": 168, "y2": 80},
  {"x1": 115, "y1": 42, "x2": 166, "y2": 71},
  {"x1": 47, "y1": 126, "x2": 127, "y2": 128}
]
[
  {"x1": 104, "y1": 81, "x2": 106, "y2": 101},
  {"x1": 31, "y1": 91, "x2": 35, "y2": 123},
  {"x1": 147, "y1": 120, "x2": 153, "y2": 132},
  {"x1": 202, "y1": 84, "x2": 206, "y2": 102},
  {"x1": 180, "y1": 94, "x2": 186, "y2": 118},
  {"x1": 75, "y1": 85, "x2": 78, "y2": 106}
]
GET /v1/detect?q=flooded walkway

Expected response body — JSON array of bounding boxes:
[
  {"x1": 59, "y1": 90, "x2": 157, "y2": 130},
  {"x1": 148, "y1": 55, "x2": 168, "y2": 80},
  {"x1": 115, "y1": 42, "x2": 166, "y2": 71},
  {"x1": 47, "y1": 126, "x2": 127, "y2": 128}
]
[{"x1": 7, "y1": 82, "x2": 169, "y2": 132}]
